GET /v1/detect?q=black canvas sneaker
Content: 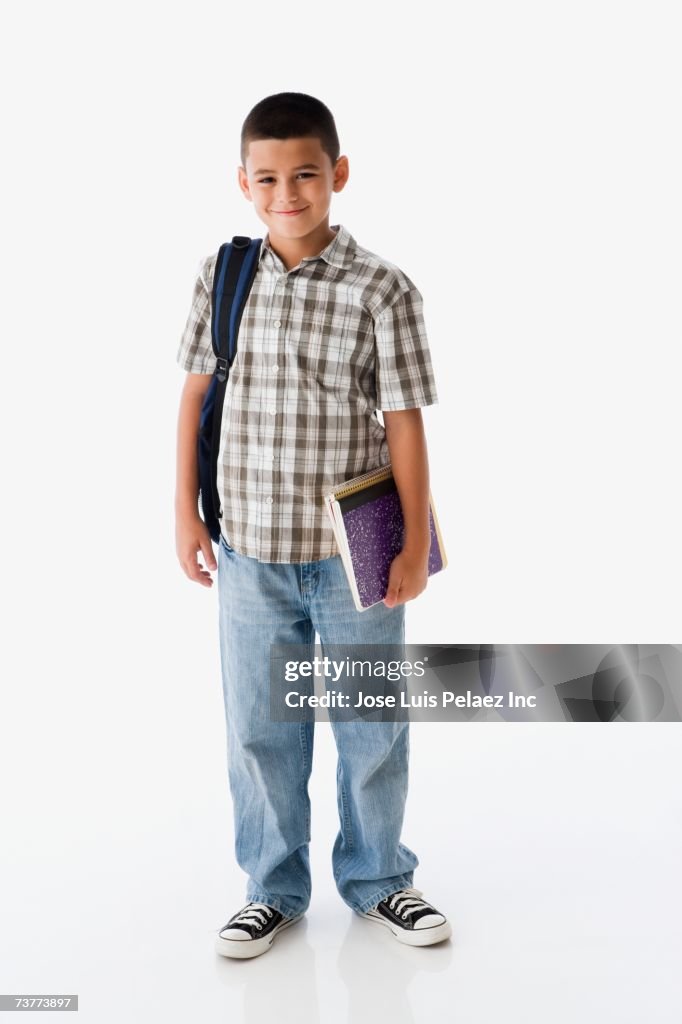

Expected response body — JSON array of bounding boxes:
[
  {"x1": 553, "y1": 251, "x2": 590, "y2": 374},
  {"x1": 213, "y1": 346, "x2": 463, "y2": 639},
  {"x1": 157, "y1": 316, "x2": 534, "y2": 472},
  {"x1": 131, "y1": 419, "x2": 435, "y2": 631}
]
[
  {"x1": 215, "y1": 901, "x2": 305, "y2": 959},
  {"x1": 358, "y1": 886, "x2": 452, "y2": 946}
]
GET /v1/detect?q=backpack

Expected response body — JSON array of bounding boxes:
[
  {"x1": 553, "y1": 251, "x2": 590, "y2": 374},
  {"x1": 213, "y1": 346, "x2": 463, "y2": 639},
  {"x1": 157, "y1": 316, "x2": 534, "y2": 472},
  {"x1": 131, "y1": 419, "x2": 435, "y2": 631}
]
[{"x1": 197, "y1": 235, "x2": 262, "y2": 543}]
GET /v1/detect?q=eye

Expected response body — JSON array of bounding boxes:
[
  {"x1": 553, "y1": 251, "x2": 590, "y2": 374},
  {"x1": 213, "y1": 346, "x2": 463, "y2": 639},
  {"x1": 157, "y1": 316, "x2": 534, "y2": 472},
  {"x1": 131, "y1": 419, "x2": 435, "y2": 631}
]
[{"x1": 257, "y1": 173, "x2": 316, "y2": 184}]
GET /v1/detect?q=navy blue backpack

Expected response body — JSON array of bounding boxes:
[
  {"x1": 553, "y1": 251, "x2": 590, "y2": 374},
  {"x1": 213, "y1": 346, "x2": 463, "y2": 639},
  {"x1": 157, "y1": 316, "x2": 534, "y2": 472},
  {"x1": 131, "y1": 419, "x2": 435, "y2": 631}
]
[{"x1": 198, "y1": 235, "x2": 262, "y2": 543}]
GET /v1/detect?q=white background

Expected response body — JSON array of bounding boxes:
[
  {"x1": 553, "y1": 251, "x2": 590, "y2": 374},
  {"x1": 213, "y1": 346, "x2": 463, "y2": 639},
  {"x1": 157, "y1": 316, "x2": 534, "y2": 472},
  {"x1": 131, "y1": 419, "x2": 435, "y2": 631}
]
[{"x1": 1, "y1": 1, "x2": 681, "y2": 1021}]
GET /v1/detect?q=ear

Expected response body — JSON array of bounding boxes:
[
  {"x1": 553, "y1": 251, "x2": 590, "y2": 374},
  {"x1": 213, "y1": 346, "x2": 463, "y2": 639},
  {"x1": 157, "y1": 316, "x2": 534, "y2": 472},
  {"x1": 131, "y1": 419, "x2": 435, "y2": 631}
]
[
  {"x1": 332, "y1": 155, "x2": 350, "y2": 194},
  {"x1": 237, "y1": 165, "x2": 252, "y2": 201}
]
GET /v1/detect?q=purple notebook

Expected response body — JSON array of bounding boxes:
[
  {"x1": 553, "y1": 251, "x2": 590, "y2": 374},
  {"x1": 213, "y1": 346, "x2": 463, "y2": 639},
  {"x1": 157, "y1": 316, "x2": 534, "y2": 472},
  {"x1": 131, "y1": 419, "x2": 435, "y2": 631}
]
[{"x1": 324, "y1": 463, "x2": 447, "y2": 611}]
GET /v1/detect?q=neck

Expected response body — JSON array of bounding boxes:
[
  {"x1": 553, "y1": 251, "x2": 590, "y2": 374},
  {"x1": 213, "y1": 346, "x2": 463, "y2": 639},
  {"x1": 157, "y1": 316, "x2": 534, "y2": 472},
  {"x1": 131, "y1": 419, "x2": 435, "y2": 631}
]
[{"x1": 267, "y1": 222, "x2": 337, "y2": 272}]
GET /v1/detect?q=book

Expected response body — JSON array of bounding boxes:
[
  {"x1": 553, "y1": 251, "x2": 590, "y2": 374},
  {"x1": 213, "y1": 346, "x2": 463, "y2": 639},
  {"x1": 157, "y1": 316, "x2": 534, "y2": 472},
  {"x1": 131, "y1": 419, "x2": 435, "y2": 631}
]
[{"x1": 324, "y1": 462, "x2": 447, "y2": 612}]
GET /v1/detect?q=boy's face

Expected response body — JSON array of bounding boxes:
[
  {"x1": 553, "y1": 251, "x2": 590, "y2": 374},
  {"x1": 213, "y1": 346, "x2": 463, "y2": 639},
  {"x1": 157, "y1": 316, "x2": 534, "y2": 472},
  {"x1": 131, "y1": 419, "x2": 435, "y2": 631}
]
[{"x1": 238, "y1": 137, "x2": 348, "y2": 240}]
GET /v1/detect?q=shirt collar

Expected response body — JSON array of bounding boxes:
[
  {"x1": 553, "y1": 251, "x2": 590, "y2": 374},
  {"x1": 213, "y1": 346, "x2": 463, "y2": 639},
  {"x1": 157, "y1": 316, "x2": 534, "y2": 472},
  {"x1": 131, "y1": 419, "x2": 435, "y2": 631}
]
[{"x1": 259, "y1": 223, "x2": 356, "y2": 270}]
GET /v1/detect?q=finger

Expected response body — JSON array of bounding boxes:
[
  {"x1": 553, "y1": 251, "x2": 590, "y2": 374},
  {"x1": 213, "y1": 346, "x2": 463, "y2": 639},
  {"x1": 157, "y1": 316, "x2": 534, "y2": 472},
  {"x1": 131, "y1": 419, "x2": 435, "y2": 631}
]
[
  {"x1": 384, "y1": 568, "x2": 403, "y2": 606},
  {"x1": 183, "y1": 553, "x2": 208, "y2": 584},
  {"x1": 190, "y1": 565, "x2": 213, "y2": 588},
  {"x1": 200, "y1": 538, "x2": 217, "y2": 571}
]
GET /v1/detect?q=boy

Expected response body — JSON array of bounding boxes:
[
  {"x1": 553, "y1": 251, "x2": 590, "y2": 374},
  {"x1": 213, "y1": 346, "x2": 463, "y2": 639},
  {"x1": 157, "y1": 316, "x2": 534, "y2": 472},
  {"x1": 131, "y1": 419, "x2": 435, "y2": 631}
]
[{"x1": 175, "y1": 92, "x2": 451, "y2": 958}]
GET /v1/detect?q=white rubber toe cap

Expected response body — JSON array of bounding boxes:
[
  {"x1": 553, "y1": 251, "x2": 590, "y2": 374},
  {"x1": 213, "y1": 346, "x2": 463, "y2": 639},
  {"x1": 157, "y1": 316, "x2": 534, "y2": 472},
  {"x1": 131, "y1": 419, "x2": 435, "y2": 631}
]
[
  {"x1": 219, "y1": 928, "x2": 252, "y2": 941},
  {"x1": 413, "y1": 913, "x2": 446, "y2": 930}
]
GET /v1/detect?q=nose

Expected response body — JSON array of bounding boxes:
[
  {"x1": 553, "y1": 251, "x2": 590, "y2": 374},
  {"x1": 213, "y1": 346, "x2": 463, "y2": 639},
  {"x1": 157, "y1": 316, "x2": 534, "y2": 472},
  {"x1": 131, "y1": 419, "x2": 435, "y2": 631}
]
[{"x1": 275, "y1": 181, "x2": 299, "y2": 205}]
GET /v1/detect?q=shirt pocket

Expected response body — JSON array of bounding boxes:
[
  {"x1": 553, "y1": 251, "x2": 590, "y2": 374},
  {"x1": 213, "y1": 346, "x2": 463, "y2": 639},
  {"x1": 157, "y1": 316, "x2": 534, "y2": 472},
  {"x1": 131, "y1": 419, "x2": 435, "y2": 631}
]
[{"x1": 290, "y1": 299, "x2": 374, "y2": 398}]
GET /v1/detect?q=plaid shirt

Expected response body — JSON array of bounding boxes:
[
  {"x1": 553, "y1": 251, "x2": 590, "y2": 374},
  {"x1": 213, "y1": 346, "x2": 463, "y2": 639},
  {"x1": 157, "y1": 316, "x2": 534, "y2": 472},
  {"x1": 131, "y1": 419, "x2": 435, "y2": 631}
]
[{"x1": 176, "y1": 223, "x2": 439, "y2": 563}]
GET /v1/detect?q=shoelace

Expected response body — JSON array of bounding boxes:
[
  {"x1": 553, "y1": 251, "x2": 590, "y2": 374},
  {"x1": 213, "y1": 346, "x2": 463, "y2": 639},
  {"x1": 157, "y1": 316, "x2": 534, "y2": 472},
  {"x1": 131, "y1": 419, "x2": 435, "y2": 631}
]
[
  {"x1": 382, "y1": 887, "x2": 435, "y2": 920},
  {"x1": 230, "y1": 902, "x2": 274, "y2": 931}
]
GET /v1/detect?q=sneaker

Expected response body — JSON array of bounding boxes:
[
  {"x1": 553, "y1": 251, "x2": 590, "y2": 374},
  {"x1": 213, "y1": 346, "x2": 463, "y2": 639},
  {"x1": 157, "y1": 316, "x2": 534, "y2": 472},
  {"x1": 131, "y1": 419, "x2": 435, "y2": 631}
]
[
  {"x1": 358, "y1": 886, "x2": 452, "y2": 946},
  {"x1": 215, "y1": 901, "x2": 305, "y2": 959}
]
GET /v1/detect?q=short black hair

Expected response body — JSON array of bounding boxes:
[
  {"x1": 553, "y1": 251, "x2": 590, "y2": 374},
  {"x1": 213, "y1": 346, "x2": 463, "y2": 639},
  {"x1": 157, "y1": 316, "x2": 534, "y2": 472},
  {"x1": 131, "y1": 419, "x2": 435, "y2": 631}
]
[{"x1": 241, "y1": 92, "x2": 340, "y2": 170}]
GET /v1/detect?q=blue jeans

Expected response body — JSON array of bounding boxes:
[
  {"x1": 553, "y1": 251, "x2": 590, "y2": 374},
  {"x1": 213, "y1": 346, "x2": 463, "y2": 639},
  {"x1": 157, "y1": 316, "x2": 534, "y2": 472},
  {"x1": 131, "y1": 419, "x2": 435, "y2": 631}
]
[{"x1": 217, "y1": 533, "x2": 419, "y2": 919}]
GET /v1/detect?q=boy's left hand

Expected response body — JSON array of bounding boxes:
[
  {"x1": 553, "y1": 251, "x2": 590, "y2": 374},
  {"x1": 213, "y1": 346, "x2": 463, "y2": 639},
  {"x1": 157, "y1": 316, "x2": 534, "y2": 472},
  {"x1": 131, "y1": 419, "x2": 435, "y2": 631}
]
[{"x1": 383, "y1": 548, "x2": 430, "y2": 606}]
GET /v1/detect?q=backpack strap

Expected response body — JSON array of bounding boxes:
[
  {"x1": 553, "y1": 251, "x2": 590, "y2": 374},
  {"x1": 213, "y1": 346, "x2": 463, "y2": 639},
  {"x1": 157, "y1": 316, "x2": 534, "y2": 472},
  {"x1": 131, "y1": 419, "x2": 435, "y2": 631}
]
[{"x1": 207, "y1": 235, "x2": 261, "y2": 526}]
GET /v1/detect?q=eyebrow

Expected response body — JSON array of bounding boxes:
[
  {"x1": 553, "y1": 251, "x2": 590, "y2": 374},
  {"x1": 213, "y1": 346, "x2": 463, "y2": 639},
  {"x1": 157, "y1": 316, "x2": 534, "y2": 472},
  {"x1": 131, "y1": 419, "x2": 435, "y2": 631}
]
[{"x1": 253, "y1": 164, "x2": 322, "y2": 175}]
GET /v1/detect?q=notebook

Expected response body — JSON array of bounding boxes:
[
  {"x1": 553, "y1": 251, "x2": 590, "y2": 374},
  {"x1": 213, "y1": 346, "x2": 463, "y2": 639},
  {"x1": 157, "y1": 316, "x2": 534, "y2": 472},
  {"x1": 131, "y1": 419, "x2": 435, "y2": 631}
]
[{"x1": 324, "y1": 463, "x2": 447, "y2": 612}]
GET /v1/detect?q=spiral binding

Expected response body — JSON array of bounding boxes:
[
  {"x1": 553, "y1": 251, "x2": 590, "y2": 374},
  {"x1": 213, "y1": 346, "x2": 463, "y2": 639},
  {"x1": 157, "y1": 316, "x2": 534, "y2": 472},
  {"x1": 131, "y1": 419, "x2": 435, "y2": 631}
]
[{"x1": 332, "y1": 463, "x2": 393, "y2": 500}]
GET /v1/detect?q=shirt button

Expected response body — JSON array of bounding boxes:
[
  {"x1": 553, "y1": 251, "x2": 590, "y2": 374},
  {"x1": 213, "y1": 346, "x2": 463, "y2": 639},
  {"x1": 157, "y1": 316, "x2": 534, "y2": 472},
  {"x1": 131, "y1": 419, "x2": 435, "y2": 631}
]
[
  {"x1": 268, "y1": 406, "x2": 276, "y2": 415},
  {"x1": 273, "y1": 319, "x2": 282, "y2": 328},
  {"x1": 271, "y1": 364, "x2": 279, "y2": 373},
  {"x1": 265, "y1": 496, "x2": 273, "y2": 505}
]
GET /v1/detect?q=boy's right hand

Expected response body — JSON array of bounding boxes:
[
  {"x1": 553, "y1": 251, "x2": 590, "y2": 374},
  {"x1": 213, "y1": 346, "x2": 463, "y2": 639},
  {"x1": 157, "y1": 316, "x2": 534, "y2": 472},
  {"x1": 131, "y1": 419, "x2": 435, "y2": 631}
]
[{"x1": 176, "y1": 513, "x2": 218, "y2": 588}]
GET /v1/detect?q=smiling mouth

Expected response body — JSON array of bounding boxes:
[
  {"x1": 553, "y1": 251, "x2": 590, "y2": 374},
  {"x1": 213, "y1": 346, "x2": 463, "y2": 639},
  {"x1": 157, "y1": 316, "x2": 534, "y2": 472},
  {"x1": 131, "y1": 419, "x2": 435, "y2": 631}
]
[{"x1": 272, "y1": 208, "x2": 307, "y2": 216}]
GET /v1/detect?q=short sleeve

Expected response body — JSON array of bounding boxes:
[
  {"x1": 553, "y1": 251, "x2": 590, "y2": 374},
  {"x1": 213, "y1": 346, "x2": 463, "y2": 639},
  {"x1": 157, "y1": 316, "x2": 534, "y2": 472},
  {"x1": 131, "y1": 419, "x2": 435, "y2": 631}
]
[
  {"x1": 373, "y1": 286, "x2": 439, "y2": 411},
  {"x1": 176, "y1": 258, "x2": 217, "y2": 374}
]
